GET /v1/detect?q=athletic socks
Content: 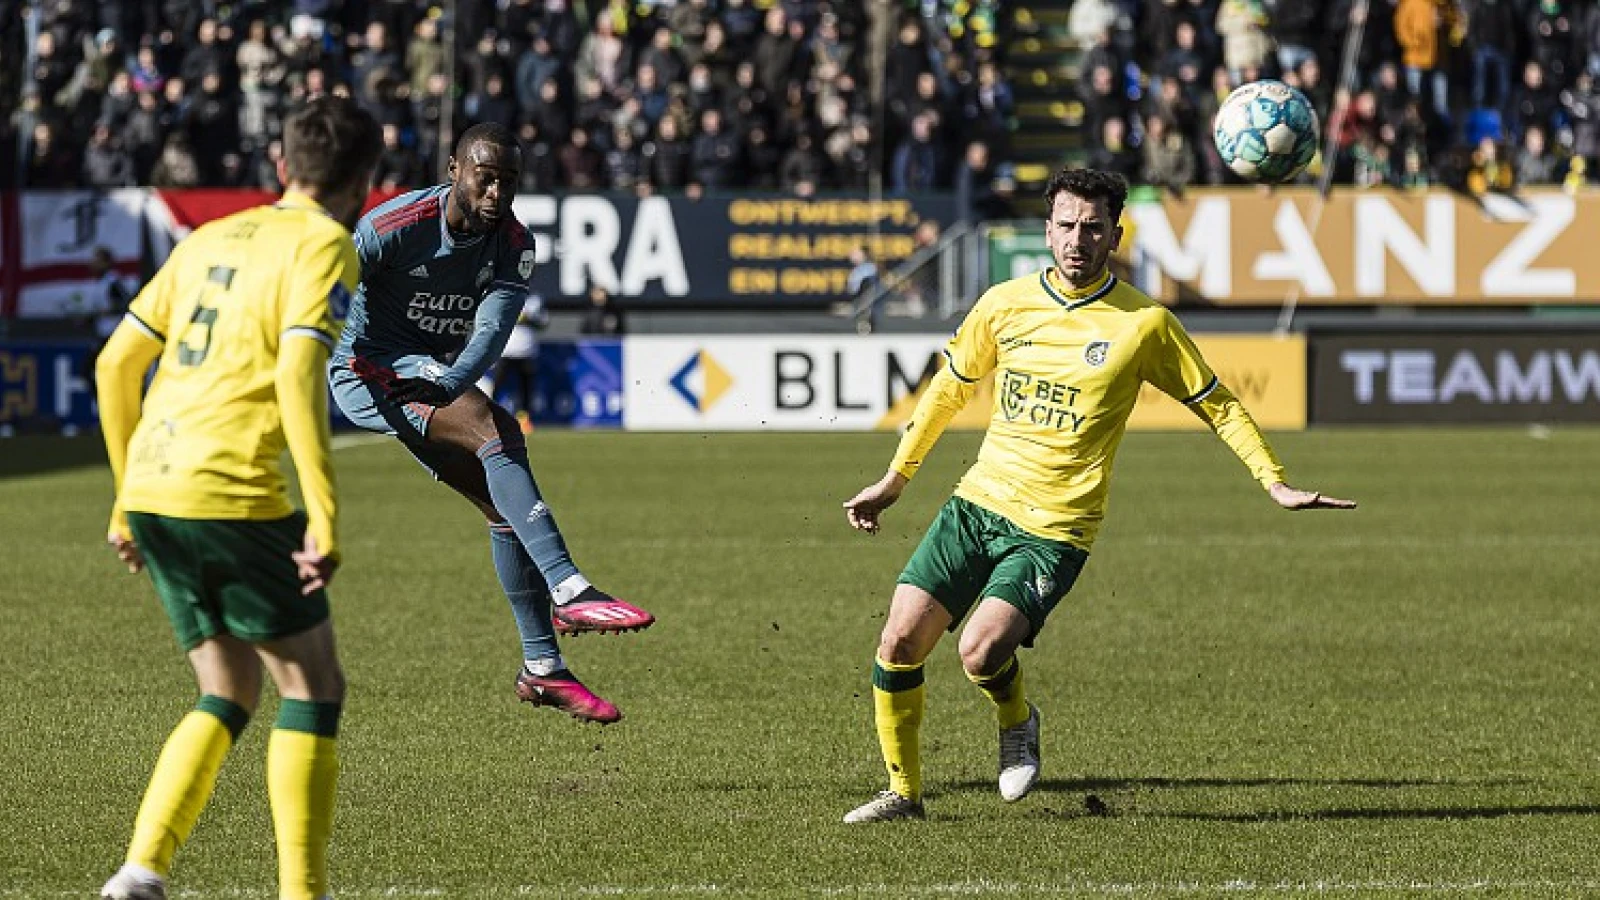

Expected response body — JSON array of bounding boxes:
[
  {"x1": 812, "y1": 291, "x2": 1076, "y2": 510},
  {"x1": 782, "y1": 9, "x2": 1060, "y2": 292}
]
[
  {"x1": 969, "y1": 656, "x2": 1030, "y2": 730},
  {"x1": 476, "y1": 437, "x2": 580, "y2": 589},
  {"x1": 125, "y1": 695, "x2": 249, "y2": 876},
  {"x1": 871, "y1": 656, "x2": 926, "y2": 802},
  {"x1": 268, "y1": 700, "x2": 341, "y2": 900},
  {"x1": 488, "y1": 524, "x2": 564, "y2": 671}
]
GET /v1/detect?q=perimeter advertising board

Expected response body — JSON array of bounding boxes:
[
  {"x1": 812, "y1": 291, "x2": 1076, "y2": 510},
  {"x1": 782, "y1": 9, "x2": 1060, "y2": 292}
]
[
  {"x1": 1128, "y1": 190, "x2": 1600, "y2": 305},
  {"x1": 623, "y1": 335, "x2": 1305, "y2": 431},
  {"x1": 1310, "y1": 331, "x2": 1600, "y2": 423}
]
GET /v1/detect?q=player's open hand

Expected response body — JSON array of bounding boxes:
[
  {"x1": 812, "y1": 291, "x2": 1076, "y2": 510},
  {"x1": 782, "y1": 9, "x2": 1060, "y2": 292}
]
[
  {"x1": 383, "y1": 376, "x2": 452, "y2": 409},
  {"x1": 292, "y1": 533, "x2": 339, "y2": 595},
  {"x1": 107, "y1": 530, "x2": 144, "y2": 574},
  {"x1": 844, "y1": 472, "x2": 909, "y2": 534},
  {"x1": 1269, "y1": 482, "x2": 1357, "y2": 511}
]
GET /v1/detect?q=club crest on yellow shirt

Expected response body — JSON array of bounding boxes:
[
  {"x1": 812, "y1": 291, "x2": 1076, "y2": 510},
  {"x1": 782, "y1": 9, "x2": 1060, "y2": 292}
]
[{"x1": 1084, "y1": 341, "x2": 1111, "y2": 367}]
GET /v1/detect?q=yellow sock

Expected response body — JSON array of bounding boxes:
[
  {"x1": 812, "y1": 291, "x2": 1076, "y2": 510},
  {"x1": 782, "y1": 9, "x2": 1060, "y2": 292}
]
[
  {"x1": 872, "y1": 656, "x2": 925, "y2": 801},
  {"x1": 969, "y1": 656, "x2": 1029, "y2": 730},
  {"x1": 268, "y1": 700, "x2": 342, "y2": 900},
  {"x1": 127, "y1": 696, "x2": 249, "y2": 876}
]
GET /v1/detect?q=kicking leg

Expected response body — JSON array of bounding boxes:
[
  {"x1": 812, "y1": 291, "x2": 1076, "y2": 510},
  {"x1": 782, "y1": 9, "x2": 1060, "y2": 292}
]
[
  {"x1": 960, "y1": 599, "x2": 1040, "y2": 802},
  {"x1": 424, "y1": 386, "x2": 655, "y2": 634},
  {"x1": 414, "y1": 438, "x2": 619, "y2": 723},
  {"x1": 844, "y1": 584, "x2": 949, "y2": 824}
]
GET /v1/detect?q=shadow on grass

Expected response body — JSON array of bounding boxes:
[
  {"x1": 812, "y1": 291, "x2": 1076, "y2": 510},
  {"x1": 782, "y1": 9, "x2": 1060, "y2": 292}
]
[
  {"x1": 0, "y1": 436, "x2": 107, "y2": 480},
  {"x1": 933, "y1": 776, "x2": 1600, "y2": 822}
]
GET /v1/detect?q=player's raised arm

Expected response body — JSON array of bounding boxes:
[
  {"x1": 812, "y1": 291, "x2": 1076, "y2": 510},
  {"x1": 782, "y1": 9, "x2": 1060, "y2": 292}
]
[
  {"x1": 1144, "y1": 308, "x2": 1355, "y2": 511},
  {"x1": 844, "y1": 293, "x2": 1000, "y2": 533}
]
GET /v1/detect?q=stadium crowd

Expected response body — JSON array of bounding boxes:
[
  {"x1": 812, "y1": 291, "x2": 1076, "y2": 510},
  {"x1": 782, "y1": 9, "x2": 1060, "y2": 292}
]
[
  {"x1": 7, "y1": 0, "x2": 1597, "y2": 203},
  {"x1": 1075, "y1": 0, "x2": 1600, "y2": 193},
  {"x1": 2, "y1": 0, "x2": 1014, "y2": 207}
]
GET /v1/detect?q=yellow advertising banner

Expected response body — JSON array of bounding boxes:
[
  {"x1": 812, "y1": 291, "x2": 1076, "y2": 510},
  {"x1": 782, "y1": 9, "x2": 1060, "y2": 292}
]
[
  {"x1": 877, "y1": 334, "x2": 1306, "y2": 432},
  {"x1": 1127, "y1": 188, "x2": 1597, "y2": 305}
]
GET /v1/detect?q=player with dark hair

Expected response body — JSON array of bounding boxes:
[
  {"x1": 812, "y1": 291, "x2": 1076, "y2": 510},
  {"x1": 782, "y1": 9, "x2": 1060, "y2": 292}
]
[
  {"x1": 97, "y1": 96, "x2": 383, "y2": 900},
  {"x1": 329, "y1": 122, "x2": 653, "y2": 725},
  {"x1": 839, "y1": 166, "x2": 1356, "y2": 823}
]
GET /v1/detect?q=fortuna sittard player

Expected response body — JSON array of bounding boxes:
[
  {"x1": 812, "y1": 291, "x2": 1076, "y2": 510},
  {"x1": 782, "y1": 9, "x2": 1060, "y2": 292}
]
[
  {"x1": 840, "y1": 167, "x2": 1356, "y2": 823},
  {"x1": 97, "y1": 97, "x2": 383, "y2": 899},
  {"x1": 329, "y1": 122, "x2": 653, "y2": 725}
]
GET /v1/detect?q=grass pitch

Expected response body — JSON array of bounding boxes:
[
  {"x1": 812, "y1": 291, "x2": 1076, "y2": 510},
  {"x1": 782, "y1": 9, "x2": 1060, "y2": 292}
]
[{"x1": 3, "y1": 428, "x2": 1599, "y2": 898}]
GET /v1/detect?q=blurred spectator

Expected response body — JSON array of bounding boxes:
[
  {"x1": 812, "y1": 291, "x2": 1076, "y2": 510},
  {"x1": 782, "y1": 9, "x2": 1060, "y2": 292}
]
[
  {"x1": 640, "y1": 25, "x2": 687, "y2": 90},
  {"x1": 83, "y1": 122, "x2": 135, "y2": 188},
  {"x1": 465, "y1": 73, "x2": 517, "y2": 129},
  {"x1": 150, "y1": 131, "x2": 201, "y2": 187},
  {"x1": 1560, "y1": 72, "x2": 1600, "y2": 164},
  {"x1": 1514, "y1": 126, "x2": 1561, "y2": 183},
  {"x1": 1466, "y1": 136, "x2": 1516, "y2": 193},
  {"x1": 691, "y1": 107, "x2": 742, "y2": 188},
  {"x1": 1088, "y1": 117, "x2": 1141, "y2": 181},
  {"x1": 644, "y1": 114, "x2": 693, "y2": 190},
  {"x1": 780, "y1": 130, "x2": 828, "y2": 195},
  {"x1": 1352, "y1": 137, "x2": 1396, "y2": 186},
  {"x1": 406, "y1": 16, "x2": 445, "y2": 101},
  {"x1": 1465, "y1": 0, "x2": 1518, "y2": 108},
  {"x1": 605, "y1": 126, "x2": 646, "y2": 191},
  {"x1": 580, "y1": 285, "x2": 627, "y2": 335},
  {"x1": 375, "y1": 124, "x2": 423, "y2": 190},
  {"x1": 1512, "y1": 61, "x2": 1561, "y2": 140},
  {"x1": 516, "y1": 32, "x2": 564, "y2": 122},
  {"x1": 1141, "y1": 115, "x2": 1196, "y2": 191},
  {"x1": 517, "y1": 122, "x2": 560, "y2": 192},
  {"x1": 1395, "y1": 0, "x2": 1454, "y2": 122},
  {"x1": 558, "y1": 125, "x2": 606, "y2": 189},
  {"x1": 1215, "y1": 0, "x2": 1273, "y2": 78},
  {"x1": 1527, "y1": 0, "x2": 1578, "y2": 90},
  {"x1": 744, "y1": 124, "x2": 783, "y2": 190},
  {"x1": 26, "y1": 122, "x2": 79, "y2": 187},
  {"x1": 954, "y1": 141, "x2": 1007, "y2": 222},
  {"x1": 892, "y1": 112, "x2": 942, "y2": 193},
  {"x1": 575, "y1": 14, "x2": 629, "y2": 97},
  {"x1": 1398, "y1": 145, "x2": 1433, "y2": 187}
]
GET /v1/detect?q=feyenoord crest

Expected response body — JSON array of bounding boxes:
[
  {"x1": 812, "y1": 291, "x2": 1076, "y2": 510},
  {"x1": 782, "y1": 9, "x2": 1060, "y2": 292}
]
[
  {"x1": 476, "y1": 264, "x2": 493, "y2": 288},
  {"x1": 518, "y1": 249, "x2": 535, "y2": 279},
  {"x1": 999, "y1": 370, "x2": 1031, "y2": 421},
  {"x1": 1084, "y1": 340, "x2": 1111, "y2": 367}
]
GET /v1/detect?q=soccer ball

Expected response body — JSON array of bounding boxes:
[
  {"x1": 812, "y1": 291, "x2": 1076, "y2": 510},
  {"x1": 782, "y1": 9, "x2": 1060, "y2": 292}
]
[{"x1": 1212, "y1": 80, "x2": 1320, "y2": 183}]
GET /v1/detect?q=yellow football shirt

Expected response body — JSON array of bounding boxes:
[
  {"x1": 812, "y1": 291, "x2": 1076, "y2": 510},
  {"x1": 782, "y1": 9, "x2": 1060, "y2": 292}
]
[
  {"x1": 117, "y1": 194, "x2": 358, "y2": 521},
  {"x1": 891, "y1": 267, "x2": 1285, "y2": 549}
]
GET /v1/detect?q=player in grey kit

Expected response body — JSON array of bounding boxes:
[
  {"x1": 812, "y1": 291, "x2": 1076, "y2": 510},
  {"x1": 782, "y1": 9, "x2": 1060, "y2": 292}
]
[{"x1": 330, "y1": 123, "x2": 653, "y2": 724}]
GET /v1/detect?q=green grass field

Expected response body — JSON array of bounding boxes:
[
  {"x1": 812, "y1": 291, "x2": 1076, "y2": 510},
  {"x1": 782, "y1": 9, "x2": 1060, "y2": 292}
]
[{"x1": 3, "y1": 429, "x2": 1599, "y2": 898}]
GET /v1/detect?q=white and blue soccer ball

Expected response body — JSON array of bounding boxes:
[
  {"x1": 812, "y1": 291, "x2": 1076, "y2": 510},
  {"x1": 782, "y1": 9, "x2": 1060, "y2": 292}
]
[{"x1": 1212, "y1": 80, "x2": 1320, "y2": 183}]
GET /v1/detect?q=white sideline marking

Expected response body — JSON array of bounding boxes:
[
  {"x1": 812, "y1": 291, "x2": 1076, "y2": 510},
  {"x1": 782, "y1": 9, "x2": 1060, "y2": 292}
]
[{"x1": 15, "y1": 880, "x2": 1600, "y2": 898}]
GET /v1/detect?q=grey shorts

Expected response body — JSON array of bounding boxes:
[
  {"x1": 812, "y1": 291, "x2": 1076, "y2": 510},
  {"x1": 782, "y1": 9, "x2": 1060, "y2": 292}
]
[{"x1": 329, "y1": 353, "x2": 444, "y2": 441}]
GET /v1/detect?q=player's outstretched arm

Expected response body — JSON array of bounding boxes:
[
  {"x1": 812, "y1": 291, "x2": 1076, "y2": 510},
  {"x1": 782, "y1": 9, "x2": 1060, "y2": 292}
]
[
  {"x1": 1268, "y1": 482, "x2": 1357, "y2": 510},
  {"x1": 95, "y1": 321, "x2": 163, "y2": 572},
  {"x1": 844, "y1": 471, "x2": 909, "y2": 534}
]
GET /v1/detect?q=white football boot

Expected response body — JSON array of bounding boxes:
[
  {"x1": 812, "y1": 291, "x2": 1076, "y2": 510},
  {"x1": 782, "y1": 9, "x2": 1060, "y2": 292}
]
[
  {"x1": 843, "y1": 790, "x2": 926, "y2": 823},
  {"x1": 100, "y1": 864, "x2": 167, "y2": 900},
  {"x1": 998, "y1": 702, "x2": 1041, "y2": 802}
]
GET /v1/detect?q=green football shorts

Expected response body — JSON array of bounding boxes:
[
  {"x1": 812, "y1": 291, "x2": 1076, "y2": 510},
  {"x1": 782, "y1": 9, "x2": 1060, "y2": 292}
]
[
  {"x1": 898, "y1": 496, "x2": 1090, "y2": 640},
  {"x1": 127, "y1": 511, "x2": 329, "y2": 651}
]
